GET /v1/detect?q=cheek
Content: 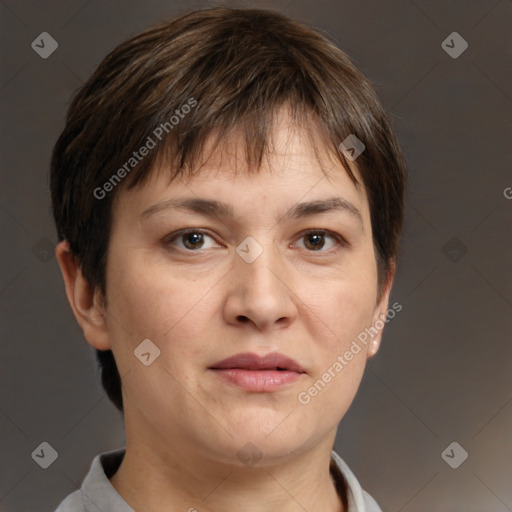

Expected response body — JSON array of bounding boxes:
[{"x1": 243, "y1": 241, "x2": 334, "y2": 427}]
[
  {"x1": 105, "y1": 254, "x2": 218, "y2": 364},
  {"x1": 306, "y1": 262, "x2": 378, "y2": 353},
  {"x1": 297, "y1": 354, "x2": 366, "y2": 438},
  {"x1": 295, "y1": 260, "x2": 377, "y2": 415},
  {"x1": 295, "y1": 282, "x2": 375, "y2": 430},
  {"x1": 104, "y1": 256, "x2": 213, "y2": 413},
  {"x1": 311, "y1": 283, "x2": 375, "y2": 386}
]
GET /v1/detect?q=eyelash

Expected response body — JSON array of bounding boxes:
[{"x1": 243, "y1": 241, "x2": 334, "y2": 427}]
[{"x1": 164, "y1": 229, "x2": 348, "y2": 255}]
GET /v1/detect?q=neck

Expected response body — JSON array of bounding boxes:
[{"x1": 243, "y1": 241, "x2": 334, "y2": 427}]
[{"x1": 109, "y1": 423, "x2": 345, "y2": 512}]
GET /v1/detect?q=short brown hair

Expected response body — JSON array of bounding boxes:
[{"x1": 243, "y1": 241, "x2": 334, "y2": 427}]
[{"x1": 50, "y1": 7, "x2": 407, "y2": 413}]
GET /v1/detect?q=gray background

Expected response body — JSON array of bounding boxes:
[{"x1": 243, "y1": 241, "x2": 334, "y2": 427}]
[{"x1": 1, "y1": 0, "x2": 511, "y2": 510}]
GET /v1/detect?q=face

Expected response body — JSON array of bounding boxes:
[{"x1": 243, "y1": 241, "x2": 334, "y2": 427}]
[{"x1": 96, "y1": 108, "x2": 391, "y2": 466}]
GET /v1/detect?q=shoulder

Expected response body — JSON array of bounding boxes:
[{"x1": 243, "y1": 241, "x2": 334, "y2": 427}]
[
  {"x1": 53, "y1": 448, "x2": 127, "y2": 512},
  {"x1": 54, "y1": 490, "x2": 84, "y2": 512}
]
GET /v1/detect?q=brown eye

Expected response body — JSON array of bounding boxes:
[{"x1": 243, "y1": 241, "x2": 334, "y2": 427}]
[
  {"x1": 303, "y1": 232, "x2": 326, "y2": 251},
  {"x1": 182, "y1": 232, "x2": 204, "y2": 249},
  {"x1": 165, "y1": 229, "x2": 219, "y2": 251},
  {"x1": 296, "y1": 230, "x2": 346, "y2": 253}
]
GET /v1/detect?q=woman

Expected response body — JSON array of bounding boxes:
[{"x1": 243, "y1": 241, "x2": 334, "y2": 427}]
[{"x1": 51, "y1": 7, "x2": 407, "y2": 511}]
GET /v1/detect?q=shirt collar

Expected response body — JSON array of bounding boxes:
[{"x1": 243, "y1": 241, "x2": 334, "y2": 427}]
[{"x1": 80, "y1": 449, "x2": 133, "y2": 512}]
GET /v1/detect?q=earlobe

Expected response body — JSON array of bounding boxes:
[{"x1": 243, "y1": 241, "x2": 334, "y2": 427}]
[
  {"x1": 55, "y1": 240, "x2": 112, "y2": 351},
  {"x1": 367, "y1": 261, "x2": 396, "y2": 359},
  {"x1": 367, "y1": 338, "x2": 381, "y2": 358}
]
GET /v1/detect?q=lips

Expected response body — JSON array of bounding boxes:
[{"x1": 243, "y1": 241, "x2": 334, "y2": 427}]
[
  {"x1": 209, "y1": 352, "x2": 306, "y2": 392},
  {"x1": 209, "y1": 352, "x2": 305, "y2": 373}
]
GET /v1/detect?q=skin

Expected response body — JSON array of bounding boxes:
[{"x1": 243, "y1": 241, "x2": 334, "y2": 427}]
[{"x1": 56, "y1": 106, "x2": 394, "y2": 512}]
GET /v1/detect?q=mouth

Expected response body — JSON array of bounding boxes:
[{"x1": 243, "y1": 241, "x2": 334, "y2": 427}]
[{"x1": 208, "y1": 352, "x2": 306, "y2": 392}]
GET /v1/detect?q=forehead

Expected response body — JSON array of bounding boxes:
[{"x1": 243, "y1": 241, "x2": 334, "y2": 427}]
[{"x1": 113, "y1": 107, "x2": 369, "y2": 226}]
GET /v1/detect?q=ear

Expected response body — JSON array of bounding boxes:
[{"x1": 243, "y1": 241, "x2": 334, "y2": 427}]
[
  {"x1": 366, "y1": 260, "x2": 396, "y2": 359},
  {"x1": 55, "y1": 240, "x2": 112, "y2": 351}
]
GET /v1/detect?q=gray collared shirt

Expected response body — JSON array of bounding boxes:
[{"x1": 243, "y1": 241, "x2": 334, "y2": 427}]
[{"x1": 55, "y1": 448, "x2": 382, "y2": 511}]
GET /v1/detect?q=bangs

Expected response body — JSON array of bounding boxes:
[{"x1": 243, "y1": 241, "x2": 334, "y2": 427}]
[{"x1": 121, "y1": 99, "x2": 359, "y2": 194}]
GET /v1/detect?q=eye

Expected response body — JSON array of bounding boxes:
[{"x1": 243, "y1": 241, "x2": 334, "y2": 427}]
[
  {"x1": 294, "y1": 230, "x2": 347, "y2": 253},
  {"x1": 164, "y1": 229, "x2": 220, "y2": 251},
  {"x1": 164, "y1": 228, "x2": 347, "y2": 254}
]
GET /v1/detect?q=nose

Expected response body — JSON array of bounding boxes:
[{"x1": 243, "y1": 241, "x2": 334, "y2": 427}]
[{"x1": 222, "y1": 236, "x2": 298, "y2": 332}]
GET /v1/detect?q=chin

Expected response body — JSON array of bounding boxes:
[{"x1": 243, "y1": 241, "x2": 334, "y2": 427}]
[{"x1": 211, "y1": 422, "x2": 313, "y2": 468}]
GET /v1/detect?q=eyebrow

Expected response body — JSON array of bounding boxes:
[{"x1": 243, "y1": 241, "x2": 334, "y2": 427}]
[{"x1": 140, "y1": 196, "x2": 363, "y2": 226}]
